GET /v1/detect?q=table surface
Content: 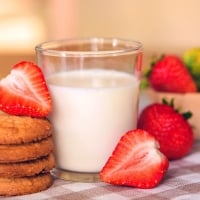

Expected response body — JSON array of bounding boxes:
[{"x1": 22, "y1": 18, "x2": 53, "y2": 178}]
[{"x1": 1, "y1": 140, "x2": 200, "y2": 200}]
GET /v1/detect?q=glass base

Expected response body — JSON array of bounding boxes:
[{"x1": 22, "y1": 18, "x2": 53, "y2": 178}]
[{"x1": 51, "y1": 168, "x2": 100, "y2": 182}]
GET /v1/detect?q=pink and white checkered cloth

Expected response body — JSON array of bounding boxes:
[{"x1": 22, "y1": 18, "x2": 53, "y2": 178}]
[{"x1": 3, "y1": 140, "x2": 200, "y2": 200}]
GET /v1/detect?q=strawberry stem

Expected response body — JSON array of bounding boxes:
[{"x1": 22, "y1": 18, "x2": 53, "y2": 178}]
[{"x1": 162, "y1": 98, "x2": 174, "y2": 108}]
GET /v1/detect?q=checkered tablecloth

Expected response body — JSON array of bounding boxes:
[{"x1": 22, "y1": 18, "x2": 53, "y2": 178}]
[{"x1": 3, "y1": 140, "x2": 200, "y2": 200}]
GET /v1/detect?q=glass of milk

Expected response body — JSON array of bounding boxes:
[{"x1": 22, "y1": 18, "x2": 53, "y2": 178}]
[{"x1": 35, "y1": 38, "x2": 143, "y2": 182}]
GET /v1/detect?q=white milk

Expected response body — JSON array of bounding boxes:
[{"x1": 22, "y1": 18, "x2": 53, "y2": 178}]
[{"x1": 47, "y1": 69, "x2": 140, "y2": 172}]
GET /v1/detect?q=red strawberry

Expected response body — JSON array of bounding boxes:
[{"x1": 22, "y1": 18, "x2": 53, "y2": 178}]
[
  {"x1": 148, "y1": 55, "x2": 197, "y2": 93},
  {"x1": 100, "y1": 129, "x2": 169, "y2": 189},
  {"x1": 0, "y1": 61, "x2": 52, "y2": 117},
  {"x1": 138, "y1": 101, "x2": 194, "y2": 160}
]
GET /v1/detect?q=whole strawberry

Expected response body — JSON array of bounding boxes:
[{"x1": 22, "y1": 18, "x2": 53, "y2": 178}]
[
  {"x1": 138, "y1": 100, "x2": 194, "y2": 160},
  {"x1": 148, "y1": 55, "x2": 197, "y2": 93}
]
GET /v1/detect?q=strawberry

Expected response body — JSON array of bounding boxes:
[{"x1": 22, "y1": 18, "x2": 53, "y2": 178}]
[
  {"x1": 138, "y1": 101, "x2": 194, "y2": 160},
  {"x1": 0, "y1": 61, "x2": 52, "y2": 117},
  {"x1": 148, "y1": 55, "x2": 197, "y2": 93},
  {"x1": 100, "y1": 129, "x2": 169, "y2": 189}
]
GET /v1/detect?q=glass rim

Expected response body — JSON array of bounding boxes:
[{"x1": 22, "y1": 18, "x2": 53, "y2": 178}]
[{"x1": 35, "y1": 37, "x2": 143, "y2": 57}]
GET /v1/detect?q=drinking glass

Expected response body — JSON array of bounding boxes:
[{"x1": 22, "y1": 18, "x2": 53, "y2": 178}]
[{"x1": 35, "y1": 37, "x2": 143, "y2": 182}]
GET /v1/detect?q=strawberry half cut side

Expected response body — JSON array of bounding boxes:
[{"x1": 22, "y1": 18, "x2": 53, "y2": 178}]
[
  {"x1": 0, "y1": 61, "x2": 52, "y2": 117},
  {"x1": 100, "y1": 129, "x2": 169, "y2": 189}
]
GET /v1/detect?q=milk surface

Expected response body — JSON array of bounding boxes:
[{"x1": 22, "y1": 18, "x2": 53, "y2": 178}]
[{"x1": 47, "y1": 69, "x2": 140, "y2": 172}]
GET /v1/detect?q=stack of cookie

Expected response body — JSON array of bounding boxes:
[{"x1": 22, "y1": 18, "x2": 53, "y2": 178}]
[{"x1": 0, "y1": 114, "x2": 55, "y2": 196}]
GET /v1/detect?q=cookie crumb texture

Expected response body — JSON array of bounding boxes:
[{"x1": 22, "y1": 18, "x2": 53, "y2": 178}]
[
  {"x1": 0, "y1": 137, "x2": 53, "y2": 163},
  {"x1": 0, "y1": 115, "x2": 55, "y2": 196},
  {"x1": 0, "y1": 115, "x2": 52, "y2": 144},
  {"x1": 0, "y1": 173, "x2": 53, "y2": 196}
]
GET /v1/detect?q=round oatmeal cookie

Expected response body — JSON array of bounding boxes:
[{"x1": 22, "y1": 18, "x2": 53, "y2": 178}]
[
  {"x1": 0, "y1": 114, "x2": 52, "y2": 144},
  {"x1": 0, "y1": 173, "x2": 53, "y2": 196},
  {"x1": 0, "y1": 137, "x2": 54, "y2": 163},
  {"x1": 0, "y1": 153, "x2": 55, "y2": 178}
]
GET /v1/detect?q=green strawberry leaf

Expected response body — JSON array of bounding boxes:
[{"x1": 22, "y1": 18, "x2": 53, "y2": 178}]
[
  {"x1": 182, "y1": 111, "x2": 192, "y2": 120},
  {"x1": 162, "y1": 98, "x2": 192, "y2": 120}
]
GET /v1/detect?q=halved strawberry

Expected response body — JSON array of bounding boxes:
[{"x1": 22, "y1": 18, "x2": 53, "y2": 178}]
[
  {"x1": 100, "y1": 129, "x2": 169, "y2": 189},
  {"x1": 0, "y1": 61, "x2": 52, "y2": 117}
]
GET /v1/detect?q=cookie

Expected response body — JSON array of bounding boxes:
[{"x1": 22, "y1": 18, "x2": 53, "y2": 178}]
[
  {"x1": 0, "y1": 173, "x2": 53, "y2": 196},
  {"x1": 0, "y1": 153, "x2": 55, "y2": 178},
  {"x1": 0, "y1": 115, "x2": 52, "y2": 144},
  {"x1": 0, "y1": 137, "x2": 54, "y2": 163}
]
